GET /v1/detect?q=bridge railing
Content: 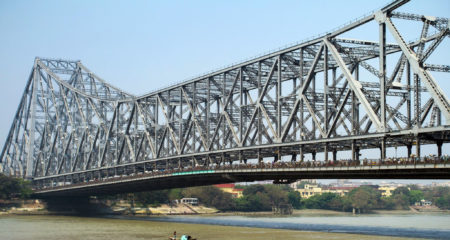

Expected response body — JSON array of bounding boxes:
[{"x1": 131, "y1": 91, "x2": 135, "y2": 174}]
[{"x1": 33, "y1": 155, "x2": 448, "y2": 192}]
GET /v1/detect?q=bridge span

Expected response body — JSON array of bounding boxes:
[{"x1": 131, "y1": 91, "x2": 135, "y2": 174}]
[
  {"x1": 34, "y1": 157, "x2": 449, "y2": 197},
  {"x1": 1, "y1": 0, "x2": 450, "y2": 197}
]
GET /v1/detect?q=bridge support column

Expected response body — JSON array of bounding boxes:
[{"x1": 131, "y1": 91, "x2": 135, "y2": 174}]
[
  {"x1": 416, "y1": 137, "x2": 421, "y2": 159},
  {"x1": 312, "y1": 151, "x2": 316, "y2": 161},
  {"x1": 332, "y1": 150, "x2": 337, "y2": 162},
  {"x1": 380, "y1": 138, "x2": 386, "y2": 162},
  {"x1": 407, "y1": 144, "x2": 412, "y2": 159},
  {"x1": 351, "y1": 141, "x2": 357, "y2": 161},
  {"x1": 324, "y1": 144, "x2": 329, "y2": 162},
  {"x1": 437, "y1": 140, "x2": 443, "y2": 158},
  {"x1": 257, "y1": 149, "x2": 262, "y2": 164},
  {"x1": 299, "y1": 146, "x2": 304, "y2": 162},
  {"x1": 277, "y1": 147, "x2": 281, "y2": 162},
  {"x1": 356, "y1": 148, "x2": 360, "y2": 162}
]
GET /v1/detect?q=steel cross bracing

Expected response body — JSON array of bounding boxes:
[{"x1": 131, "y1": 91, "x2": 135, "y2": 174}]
[{"x1": 1, "y1": 0, "x2": 450, "y2": 188}]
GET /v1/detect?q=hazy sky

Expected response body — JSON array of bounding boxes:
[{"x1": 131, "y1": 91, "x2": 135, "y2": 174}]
[{"x1": 0, "y1": 0, "x2": 449, "y2": 184}]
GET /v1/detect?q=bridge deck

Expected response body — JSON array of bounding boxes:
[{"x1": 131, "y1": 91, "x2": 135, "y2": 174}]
[{"x1": 34, "y1": 159, "x2": 450, "y2": 197}]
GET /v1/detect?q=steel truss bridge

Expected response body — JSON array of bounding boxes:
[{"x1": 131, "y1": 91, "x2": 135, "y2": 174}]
[{"x1": 1, "y1": 0, "x2": 450, "y2": 197}]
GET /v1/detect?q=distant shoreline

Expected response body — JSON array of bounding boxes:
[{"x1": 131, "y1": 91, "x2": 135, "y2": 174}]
[{"x1": 1, "y1": 199, "x2": 449, "y2": 217}]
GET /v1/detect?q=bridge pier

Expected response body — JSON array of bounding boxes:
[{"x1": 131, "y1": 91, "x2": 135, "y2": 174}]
[
  {"x1": 312, "y1": 151, "x2": 316, "y2": 161},
  {"x1": 332, "y1": 150, "x2": 337, "y2": 162},
  {"x1": 351, "y1": 141, "x2": 359, "y2": 162},
  {"x1": 380, "y1": 138, "x2": 386, "y2": 161},
  {"x1": 324, "y1": 144, "x2": 329, "y2": 162},
  {"x1": 416, "y1": 137, "x2": 421, "y2": 159},
  {"x1": 299, "y1": 146, "x2": 304, "y2": 162},
  {"x1": 437, "y1": 140, "x2": 443, "y2": 158},
  {"x1": 257, "y1": 149, "x2": 262, "y2": 164},
  {"x1": 407, "y1": 144, "x2": 412, "y2": 158},
  {"x1": 291, "y1": 153, "x2": 297, "y2": 162}
]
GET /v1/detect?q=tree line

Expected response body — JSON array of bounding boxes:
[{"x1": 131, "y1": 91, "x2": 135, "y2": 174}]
[
  {"x1": 0, "y1": 174, "x2": 32, "y2": 200},
  {"x1": 119, "y1": 184, "x2": 450, "y2": 213}
]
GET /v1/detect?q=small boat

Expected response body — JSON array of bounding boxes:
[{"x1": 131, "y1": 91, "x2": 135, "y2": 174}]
[
  {"x1": 180, "y1": 236, "x2": 196, "y2": 240},
  {"x1": 169, "y1": 232, "x2": 196, "y2": 240}
]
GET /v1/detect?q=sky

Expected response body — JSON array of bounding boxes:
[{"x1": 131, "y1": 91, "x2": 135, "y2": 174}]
[{"x1": 0, "y1": 0, "x2": 449, "y2": 183}]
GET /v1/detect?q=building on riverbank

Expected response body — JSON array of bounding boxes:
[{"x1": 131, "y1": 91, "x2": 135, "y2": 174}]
[
  {"x1": 296, "y1": 184, "x2": 357, "y2": 198},
  {"x1": 378, "y1": 186, "x2": 397, "y2": 197},
  {"x1": 215, "y1": 184, "x2": 244, "y2": 198}
]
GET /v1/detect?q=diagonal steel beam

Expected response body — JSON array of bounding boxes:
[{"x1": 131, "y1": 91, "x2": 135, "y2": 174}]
[
  {"x1": 384, "y1": 16, "x2": 450, "y2": 124},
  {"x1": 325, "y1": 39, "x2": 383, "y2": 132}
]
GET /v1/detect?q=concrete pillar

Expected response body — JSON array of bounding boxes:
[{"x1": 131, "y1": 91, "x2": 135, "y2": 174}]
[
  {"x1": 312, "y1": 151, "x2": 316, "y2": 161},
  {"x1": 324, "y1": 144, "x2": 329, "y2": 162},
  {"x1": 332, "y1": 150, "x2": 337, "y2": 162}
]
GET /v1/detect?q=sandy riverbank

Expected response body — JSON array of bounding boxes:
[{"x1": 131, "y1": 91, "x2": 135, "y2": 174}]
[{"x1": 0, "y1": 215, "x2": 428, "y2": 240}]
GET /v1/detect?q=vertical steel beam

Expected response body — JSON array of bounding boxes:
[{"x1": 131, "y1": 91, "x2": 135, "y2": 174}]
[
  {"x1": 379, "y1": 19, "x2": 387, "y2": 132},
  {"x1": 207, "y1": 78, "x2": 211, "y2": 149},
  {"x1": 240, "y1": 68, "x2": 243, "y2": 144},
  {"x1": 26, "y1": 65, "x2": 38, "y2": 178},
  {"x1": 277, "y1": 55, "x2": 282, "y2": 139},
  {"x1": 324, "y1": 45, "x2": 329, "y2": 161},
  {"x1": 406, "y1": 62, "x2": 412, "y2": 128},
  {"x1": 258, "y1": 62, "x2": 262, "y2": 145},
  {"x1": 299, "y1": 48, "x2": 304, "y2": 141}
]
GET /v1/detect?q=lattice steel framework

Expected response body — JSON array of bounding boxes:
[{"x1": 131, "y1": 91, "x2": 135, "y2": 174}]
[{"x1": 1, "y1": 0, "x2": 449, "y2": 182}]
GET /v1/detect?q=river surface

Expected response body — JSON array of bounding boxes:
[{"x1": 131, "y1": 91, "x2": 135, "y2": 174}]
[{"x1": 1, "y1": 213, "x2": 449, "y2": 240}]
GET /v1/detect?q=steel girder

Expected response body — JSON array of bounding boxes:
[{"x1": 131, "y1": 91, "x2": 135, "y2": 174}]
[{"x1": 1, "y1": 0, "x2": 450, "y2": 183}]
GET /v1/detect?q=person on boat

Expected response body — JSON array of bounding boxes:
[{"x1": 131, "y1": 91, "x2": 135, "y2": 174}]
[{"x1": 169, "y1": 231, "x2": 176, "y2": 240}]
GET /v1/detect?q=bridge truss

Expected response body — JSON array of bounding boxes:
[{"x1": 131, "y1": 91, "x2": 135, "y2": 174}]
[{"x1": 1, "y1": 0, "x2": 449, "y2": 190}]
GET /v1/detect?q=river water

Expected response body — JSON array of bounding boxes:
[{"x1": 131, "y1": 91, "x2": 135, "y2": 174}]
[{"x1": 1, "y1": 213, "x2": 449, "y2": 239}]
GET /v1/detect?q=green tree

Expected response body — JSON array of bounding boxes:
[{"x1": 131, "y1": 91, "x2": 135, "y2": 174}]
[
  {"x1": 423, "y1": 186, "x2": 450, "y2": 204},
  {"x1": 287, "y1": 191, "x2": 302, "y2": 209},
  {"x1": 347, "y1": 186, "x2": 380, "y2": 213},
  {"x1": 0, "y1": 174, "x2": 32, "y2": 199},
  {"x1": 393, "y1": 186, "x2": 410, "y2": 196},
  {"x1": 134, "y1": 190, "x2": 169, "y2": 207},
  {"x1": 303, "y1": 193, "x2": 342, "y2": 210},
  {"x1": 408, "y1": 190, "x2": 424, "y2": 204},
  {"x1": 435, "y1": 193, "x2": 450, "y2": 209},
  {"x1": 167, "y1": 189, "x2": 183, "y2": 201},
  {"x1": 182, "y1": 186, "x2": 235, "y2": 211},
  {"x1": 236, "y1": 184, "x2": 290, "y2": 211}
]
